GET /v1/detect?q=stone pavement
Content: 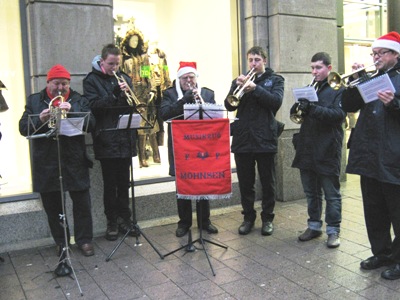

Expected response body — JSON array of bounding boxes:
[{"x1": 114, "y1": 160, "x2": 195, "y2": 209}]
[{"x1": 1, "y1": 174, "x2": 400, "y2": 300}]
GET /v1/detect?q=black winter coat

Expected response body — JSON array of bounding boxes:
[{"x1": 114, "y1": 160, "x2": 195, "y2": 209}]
[
  {"x1": 160, "y1": 81, "x2": 215, "y2": 176},
  {"x1": 225, "y1": 68, "x2": 284, "y2": 153},
  {"x1": 19, "y1": 89, "x2": 95, "y2": 193},
  {"x1": 291, "y1": 80, "x2": 346, "y2": 176},
  {"x1": 83, "y1": 69, "x2": 137, "y2": 159},
  {"x1": 342, "y1": 60, "x2": 400, "y2": 185}
]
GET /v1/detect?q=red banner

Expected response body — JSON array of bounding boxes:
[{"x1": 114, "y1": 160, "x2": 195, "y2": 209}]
[{"x1": 172, "y1": 119, "x2": 232, "y2": 200}]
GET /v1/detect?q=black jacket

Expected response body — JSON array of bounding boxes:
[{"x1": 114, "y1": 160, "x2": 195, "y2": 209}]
[
  {"x1": 342, "y1": 59, "x2": 400, "y2": 185},
  {"x1": 19, "y1": 89, "x2": 95, "y2": 193},
  {"x1": 160, "y1": 81, "x2": 215, "y2": 176},
  {"x1": 225, "y1": 68, "x2": 284, "y2": 153},
  {"x1": 83, "y1": 68, "x2": 137, "y2": 159},
  {"x1": 291, "y1": 80, "x2": 346, "y2": 176}
]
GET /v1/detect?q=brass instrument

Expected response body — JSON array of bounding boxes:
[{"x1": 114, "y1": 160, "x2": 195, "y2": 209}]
[
  {"x1": 290, "y1": 77, "x2": 317, "y2": 124},
  {"x1": 113, "y1": 71, "x2": 146, "y2": 113},
  {"x1": 227, "y1": 68, "x2": 257, "y2": 107},
  {"x1": 48, "y1": 92, "x2": 66, "y2": 128},
  {"x1": 327, "y1": 62, "x2": 379, "y2": 90},
  {"x1": 188, "y1": 83, "x2": 204, "y2": 104}
]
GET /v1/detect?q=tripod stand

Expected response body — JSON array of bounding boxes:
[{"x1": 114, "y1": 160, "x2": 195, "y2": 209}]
[
  {"x1": 163, "y1": 198, "x2": 227, "y2": 276},
  {"x1": 27, "y1": 111, "x2": 91, "y2": 296},
  {"x1": 105, "y1": 111, "x2": 164, "y2": 261}
]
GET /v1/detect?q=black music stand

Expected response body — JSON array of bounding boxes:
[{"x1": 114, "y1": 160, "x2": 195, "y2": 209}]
[
  {"x1": 105, "y1": 108, "x2": 164, "y2": 261},
  {"x1": 27, "y1": 111, "x2": 91, "y2": 296},
  {"x1": 163, "y1": 104, "x2": 228, "y2": 276}
]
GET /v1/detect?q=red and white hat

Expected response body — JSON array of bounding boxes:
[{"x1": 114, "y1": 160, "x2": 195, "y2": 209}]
[
  {"x1": 372, "y1": 31, "x2": 400, "y2": 54},
  {"x1": 176, "y1": 61, "x2": 201, "y2": 99}
]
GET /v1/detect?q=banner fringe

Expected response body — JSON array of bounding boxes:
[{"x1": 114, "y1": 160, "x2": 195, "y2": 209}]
[{"x1": 176, "y1": 193, "x2": 232, "y2": 201}]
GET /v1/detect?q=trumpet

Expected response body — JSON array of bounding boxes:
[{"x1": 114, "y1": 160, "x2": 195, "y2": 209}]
[
  {"x1": 48, "y1": 92, "x2": 66, "y2": 128},
  {"x1": 226, "y1": 68, "x2": 256, "y2": 107},
  {"x1": 188, "y1": 83, "x2": 204, "y2": 104},
  {"x1": 113, "y1": 71, "x2": 147, "y2": 113},
  {"x1": 327, "y1": 62, "x2": 379, "y2": 90},
  {"x1": 290, "y1": 77, "x2": 317, "y2": 124}
]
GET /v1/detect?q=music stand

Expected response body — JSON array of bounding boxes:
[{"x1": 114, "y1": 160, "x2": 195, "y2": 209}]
[
  {"x1": 105, "y1": 108, "x2": 164, "y2": 261},
  {"x1": 163, "y1": 104, "x2": 228, "y2": 276},
  {"x1": 27, "y1": 111, "x2": 91, "y2": 296}
]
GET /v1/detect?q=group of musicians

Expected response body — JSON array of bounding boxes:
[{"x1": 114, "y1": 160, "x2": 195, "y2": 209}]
[{"x1": 18, "y1": 31, "x2": 400, "y2": 280}]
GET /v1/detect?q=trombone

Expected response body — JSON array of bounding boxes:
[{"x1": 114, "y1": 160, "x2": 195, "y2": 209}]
[
  {"x1": 113, "y1": 71, "x2": 146, "y2": 113},
  {"x1": 327, "y1": 62, "x2": 379, "y2": 90},
  {"x1": 227, "y1": 68, "x2": 256, "y2": 107}
]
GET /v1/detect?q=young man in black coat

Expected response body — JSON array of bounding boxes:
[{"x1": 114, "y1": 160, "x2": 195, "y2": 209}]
[
  {"x1": 19, "y1": 65, "x2": 95, "y2": 257},
  {"x1": 225, "y1": 46, "x2": 284, "y2": 236},
  {"x1": 290, "y1": 52, "x2": 345, "y2": 248}
]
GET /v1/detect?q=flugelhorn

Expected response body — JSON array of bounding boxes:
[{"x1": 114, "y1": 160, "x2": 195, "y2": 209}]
[
  {"x1": 327, "y1": 62, "x2": 379, "y2": 90},
  {"x1": 227, "y1": 68, "x2": 256, "y2": 107},
  {"x1": 290, "y1": 77, "x2": 317, "y2": 124},
  {"x1": 48, "y1": 92, "x2": 66, "y2": 128},
  {"x1": 113, "y1": 71, "x2": 146, "y2": 113}
]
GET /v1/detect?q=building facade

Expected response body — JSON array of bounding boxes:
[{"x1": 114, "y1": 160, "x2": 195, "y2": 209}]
[{"x1": 0, "y1": 0, "x2": 392, "y2": 252}]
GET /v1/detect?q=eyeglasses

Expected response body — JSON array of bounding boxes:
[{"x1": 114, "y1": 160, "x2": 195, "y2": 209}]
[
  {"x1": 370, "y1": 50, "x2": 392, "y2": 57},
  {"x1": 180, "y1": 75, "x2": 196, "y2": 81}
]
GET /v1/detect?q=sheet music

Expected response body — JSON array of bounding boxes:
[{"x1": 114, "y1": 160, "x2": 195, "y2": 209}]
[
  {"x1": 292, "y1": 86, "x2": 318, "y2": 102},
  {"x1": 59, "y1": 118, "x2": 84, "y2": 136},
  {"x1": 117, "y1": 114, "x2": 141, "y2": 129},
  {"x1": 356, "y1": 73, "x2": 396, "y2": 103},
  {"x1": 184, "y1": 104, "x2": 225, "y2": 120}
]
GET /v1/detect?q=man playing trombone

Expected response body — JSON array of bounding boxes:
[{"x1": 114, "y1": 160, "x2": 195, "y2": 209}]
[
  {"x1": 225, "y1": 46, "x2": 284, "y2": 236},
  {"x1": 290, "y1": 52, "x2": 346, "y2": 248},
  {"x1": 341, "y1": 32, "x2": 400, "y2": 280}
]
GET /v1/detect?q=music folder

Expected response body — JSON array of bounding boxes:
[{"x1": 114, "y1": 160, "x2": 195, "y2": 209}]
[{"x1": 356, "y1": 73, "x2": 396, "y2": 103}]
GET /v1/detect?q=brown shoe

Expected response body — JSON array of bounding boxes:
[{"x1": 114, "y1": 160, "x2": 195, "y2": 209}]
[{"x1": 79, "y1": 243, "x2": 94, "y2": 256}]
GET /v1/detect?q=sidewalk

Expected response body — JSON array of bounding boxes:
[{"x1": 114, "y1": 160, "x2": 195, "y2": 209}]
[{"x1": 1, "y1": 174, "x2": 400, "y2": 300}]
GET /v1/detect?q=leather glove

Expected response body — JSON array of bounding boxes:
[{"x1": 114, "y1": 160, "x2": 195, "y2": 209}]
[
  {"x1": 182, "y1": 89, "x2": 195, "y2": 104},
  {"x1": 298, "y1": 98, "x2": 311, "y2": 114}
]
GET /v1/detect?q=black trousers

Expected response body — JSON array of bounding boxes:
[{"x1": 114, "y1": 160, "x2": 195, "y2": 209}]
[
  {"x1": 235, "y1": 152, "x2": 276, "y2": 223},
  {"x1": 100, "y1": 158, "x2": 132, "y2": 223},
  {"x1": 177, "y1": 198, "x2": 211, "y2": 229},
  {"x1": 40, "y1": 189, "x2": 93, "y2": 246},
  {"x1": 361, "y1": 176, "x2": 400, "y2": 262}
]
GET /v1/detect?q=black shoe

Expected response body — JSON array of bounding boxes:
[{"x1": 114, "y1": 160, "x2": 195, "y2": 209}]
[
  {"x1": 203, "y1": 223, "x2": 218, "y2": 234},
  {"x1": 381, "y1": 263, "x2": 400, "y2": 280},
  {"x1": 298, "y1": 228, "x2": 322, "y2": 241},
  {"x1": 105, "y1": 222, "x2": 118, "y2": 241},
  {"x1": 261, "y1": 221, "x2": 274, "y2": 236},
  {"x1": 119, "y1": 220, "x2": 139, "y2": 237},
  {"x1": 238, "y1": 221, "x2": 254, "y2": 235},
  {"x1": 360, "y1": 256, "x2": 392, "y2": 270},
  {"x1": 176, "y1": 226, "x2": 189, "y2": 237}
]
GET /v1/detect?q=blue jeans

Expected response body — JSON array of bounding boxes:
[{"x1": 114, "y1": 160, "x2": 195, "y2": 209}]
[{"x1": 300, "y1": 169, "x2": 342, "y2": 235}]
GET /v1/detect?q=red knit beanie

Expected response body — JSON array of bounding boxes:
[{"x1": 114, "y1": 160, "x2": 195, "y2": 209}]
[{"x1": 47, "y1": 64, "x2": 71, "y2": 82}]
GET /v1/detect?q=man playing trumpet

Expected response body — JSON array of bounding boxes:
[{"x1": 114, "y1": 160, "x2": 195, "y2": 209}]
[
  {"x1": 342, "y1": 32, "x2": 400, "y2": 280},
  {"x1": 225, "y1": 46, "x2": 284, "y2": 236}
]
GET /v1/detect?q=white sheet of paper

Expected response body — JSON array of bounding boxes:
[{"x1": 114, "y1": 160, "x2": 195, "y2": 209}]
[
  {"x1": 292, "y1": 86, "x2": 318, "y2": 102},
  {"x1": 118, "y1": 114, "x2": 141, "y2": 129},
  {"x1": 184, "y1": 104, "x2": 225, "y2": 120},
  {"x1": 356, "y1": 73, "x2": 396, "y2": 103},
  {"x1": 59, "y1": 118, "x2": 84, "y2": 136}
]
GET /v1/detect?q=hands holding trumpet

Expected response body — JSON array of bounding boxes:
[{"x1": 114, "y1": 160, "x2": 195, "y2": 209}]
[{"x1": 236, "y1": 72, "x2": 256, "y2": 94}]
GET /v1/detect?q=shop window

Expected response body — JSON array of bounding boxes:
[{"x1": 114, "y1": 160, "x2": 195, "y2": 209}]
[{"x1": 113, "y1": 0, "x2": 238, "y2": 181}]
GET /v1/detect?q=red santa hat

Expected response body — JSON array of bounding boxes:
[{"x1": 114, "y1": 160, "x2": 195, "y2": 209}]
[
  {"x1": 47, "y1": 64, "x2": 71, "y2": 82},
  {"x1": 176, "y1": 61, "x2": 201, "y2": 99},
  {"x1": 372, "y1": 31, "x2": 400, "y2": 54}
]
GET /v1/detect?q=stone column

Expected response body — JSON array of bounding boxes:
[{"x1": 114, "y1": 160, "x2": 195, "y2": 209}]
[
  {"x1": 387, "y1": 0, "x2": 400, "y2": 32},
  {"x1": 241, "y1": 0, "x2": 341, "y2": 201}
]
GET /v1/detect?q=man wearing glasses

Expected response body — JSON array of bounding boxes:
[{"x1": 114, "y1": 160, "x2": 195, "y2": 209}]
[
  {"x1": 342, "y1": 32, "x2": 400, "y2": 280},
  {"x1": 160, "y1": 61, "x2": 219, "y2": 238}
]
